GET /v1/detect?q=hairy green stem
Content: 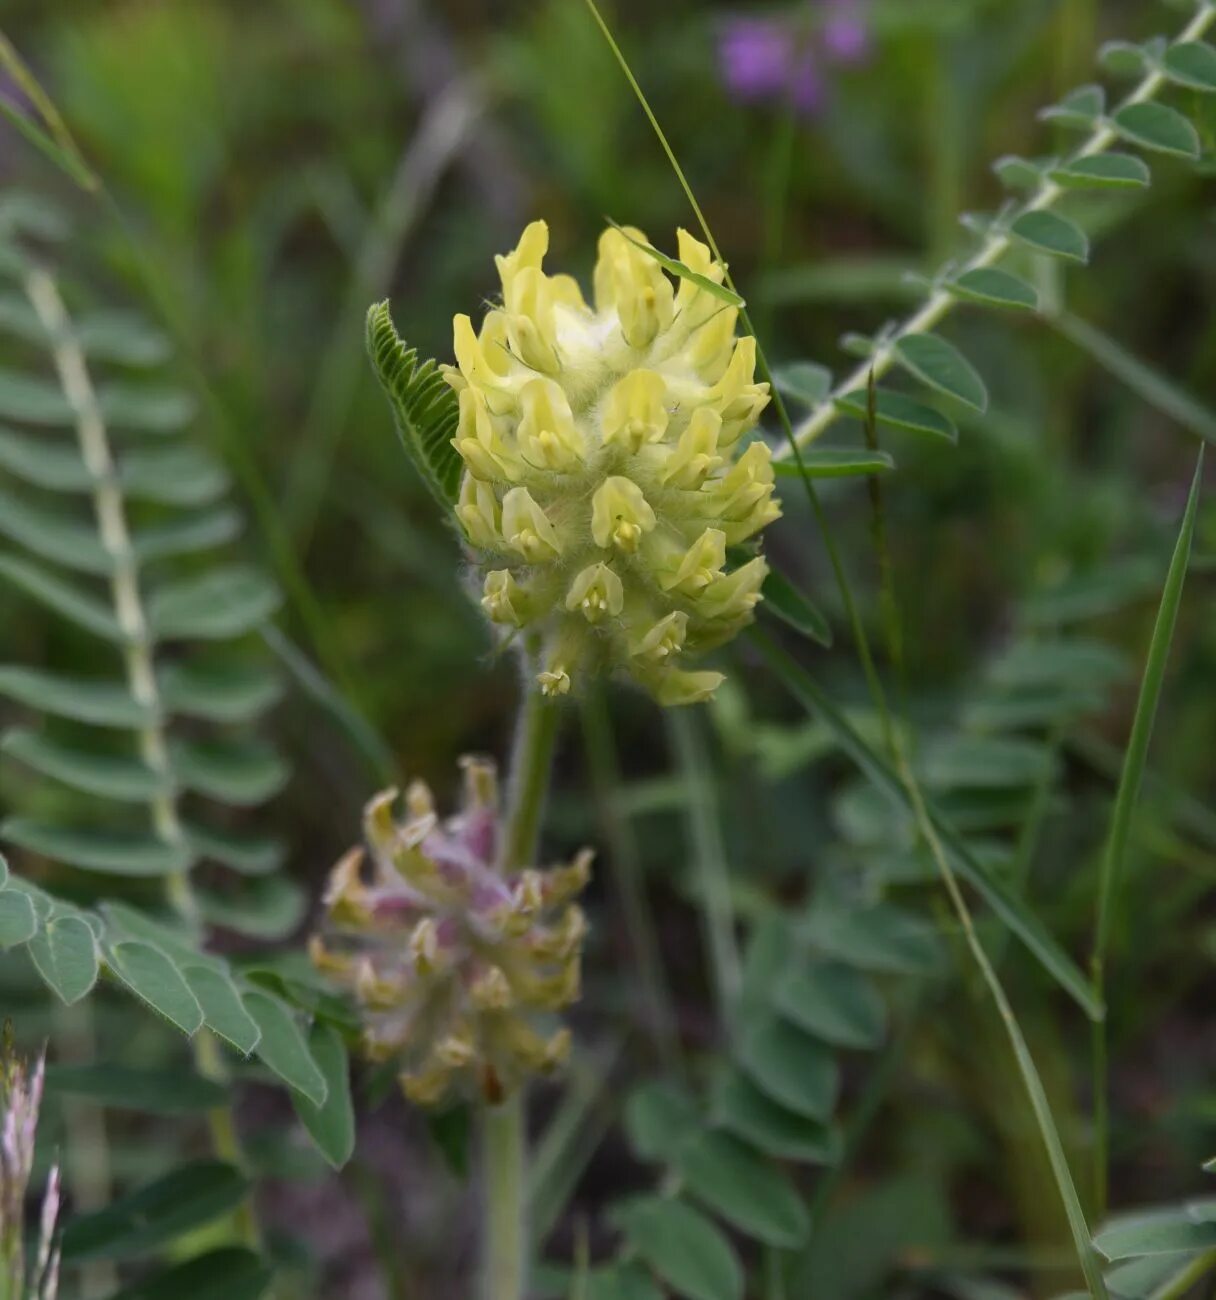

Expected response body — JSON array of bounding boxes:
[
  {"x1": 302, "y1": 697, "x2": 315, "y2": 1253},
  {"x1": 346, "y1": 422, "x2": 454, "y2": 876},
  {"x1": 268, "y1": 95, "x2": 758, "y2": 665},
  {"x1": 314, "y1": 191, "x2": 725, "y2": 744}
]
[
  {"x1": 483, "y1": 669, "x2": 561, "y2": 1300},
  {"x1": 581, "y1": 689, "x2": 681, "y2": 1071},
  {"x1": 780, "y1": 3, "x2": 1216, "y2": 455},
  {"x1": 24, "y1": 267, "x2": 258, "y2": 1245},
  {"x1": 483, "y1": 1092, "x2": 527, "y2": 1300}
]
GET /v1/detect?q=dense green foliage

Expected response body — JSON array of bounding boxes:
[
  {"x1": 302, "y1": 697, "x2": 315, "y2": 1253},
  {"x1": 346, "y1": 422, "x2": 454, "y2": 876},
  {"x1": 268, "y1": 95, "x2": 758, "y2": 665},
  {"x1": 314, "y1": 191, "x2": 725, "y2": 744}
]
[{"x1": 0, "y1": 1, "x2": 1213, "y2": 1298}]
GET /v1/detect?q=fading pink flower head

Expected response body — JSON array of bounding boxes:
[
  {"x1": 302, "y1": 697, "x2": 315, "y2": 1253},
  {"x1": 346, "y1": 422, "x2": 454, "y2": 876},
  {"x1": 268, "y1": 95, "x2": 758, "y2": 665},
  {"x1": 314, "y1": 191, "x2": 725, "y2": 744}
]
[{"x1": 312, "y1": 757, "x2": 591, "y2": 1106}]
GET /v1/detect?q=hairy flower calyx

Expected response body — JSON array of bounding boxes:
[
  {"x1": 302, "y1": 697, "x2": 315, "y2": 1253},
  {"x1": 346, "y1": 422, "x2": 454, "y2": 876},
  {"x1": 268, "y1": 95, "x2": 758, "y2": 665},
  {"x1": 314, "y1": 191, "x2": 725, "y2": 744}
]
[{"x1": 444, "y1": 220, "x2": 780, "y2": 705}]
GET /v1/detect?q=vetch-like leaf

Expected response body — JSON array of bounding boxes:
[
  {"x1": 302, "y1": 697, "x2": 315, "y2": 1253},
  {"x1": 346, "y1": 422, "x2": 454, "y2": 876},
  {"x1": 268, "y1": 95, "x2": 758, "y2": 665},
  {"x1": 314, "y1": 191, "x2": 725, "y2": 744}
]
[
  {"x1": 2, "y1": 819, "x2": 191, "y2": 876},
  {"x1": 291, "y1": 1022, "x2": 355, "y2": 1169},
  {"x1": 26, "y1": 914, "x2": 98, "y2": 1004},
  {"x1": 949, "y1": 267, "x2": 1038, "y2": 311},
  {"x1": 61, "y1": 1160, "x2": 250, "y2": 1262},
  {"x1": 760, "y1": 568, "x2": 832, "y2": 647},
  {"x1": 2, "y1": 729, "x2": 164, "y2": 803},
  {"x1": 834, "y1": 389, "x2": 958, "y2": 442},
  {"x1": 184, "y1": 965, "x2": 262, "y2": 1056},
  {"x1": 170, "y1": 737, "x2": 288, "y2": 807},
  {"x1": 1163, "y1": 40, "x2": 1216, "y2": 91},
  {"x1": 625, "y1": 1082, "x2": 700, "y2": 1166},
  {"x1": 772, "y1": 361, "x2": 832, "y2": 407},
  {"x1": 150, "y1": 567, "x2": 281, "y2": 641},
  {"x1": 1048, "y1": 153, "x2": 1151, "y2": 189},
  {"x1": 109, "y1": 940, "x2": 206, "y2": 1035},
  {"x1": 159, "y1": 660, "x2": 283, "y2": 724},
  {"x1": 676, "y1": 1130, "x2": 809, "y2": 1248},
  {"x1": 773, "y1": 446, "x2": 895, "y2": 478},
  {"x1": 0, "y1": 553, "x2": 123, "y2": 641},
  {"x1": 711, "y1": 1070, "x2": 842, "y2": 1164},
  {"x1": 1112, "y1": 102, "x2": 1201, "y2": 157},
  {"x1": 366, "y1": 301, "x2": 463, "y2": 509},
  {"x1": 1010, "y1": 210, "x2": 1089, "y2": 263},
  {"x1": 737, "y1": 1017, "x2": 840, "y2": 1121},
  {"x1": 0, "y1": 888, "x2": 37, "y2": 947},
  {"x1": 776, "y1": 960, "x2": 887, "y2": 1050},
  {"x1": 894, "y1": 334, "x2": 988, "y2": 411},
  {"x1": 749, "y1": 629, "x2": 1103, "y2": 1018},
  {"x1": 611, "y1": 1196, "x2": 743, "y2": 1300},
  {"x1": 244, "y1": 989, "x2": 328, "y2": 1105},
  {"x1": 45, "y1": 1064, "x2": 227, "y2": 1113},
  {"x1": 103, "y1": 1247, "x2": 272, "y2": 1300},
  {"x1": 0, "y1": 667, "x2": 151, "y2": 728}
]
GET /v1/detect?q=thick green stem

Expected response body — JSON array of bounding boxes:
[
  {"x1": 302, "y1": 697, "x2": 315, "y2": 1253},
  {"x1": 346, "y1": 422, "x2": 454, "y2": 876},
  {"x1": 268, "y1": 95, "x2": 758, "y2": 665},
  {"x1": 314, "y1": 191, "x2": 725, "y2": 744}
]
[
  {"x1": 482, "y1": 672, "x2": 561, "y2": 1300},
  {"x1": 483, "y1": 1093, "x2": 527, "y2": 1300}
]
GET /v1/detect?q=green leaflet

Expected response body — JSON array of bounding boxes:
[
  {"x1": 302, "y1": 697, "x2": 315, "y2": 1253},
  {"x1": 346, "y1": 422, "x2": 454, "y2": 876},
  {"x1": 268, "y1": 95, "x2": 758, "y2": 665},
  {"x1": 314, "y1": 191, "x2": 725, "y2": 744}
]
[
  {"x1": 61, "y1": 1160, "x2": 250, "y2": 1262},
  {"x1": 290, "y1": 1022, "x2": 356, "y2": 1169},
  {"x1": 611, "y1": 1196, "x2": 743, "y2": 1300},
  {"x1": 365, "y1": 300, "x2": 463, "y2": 509}
]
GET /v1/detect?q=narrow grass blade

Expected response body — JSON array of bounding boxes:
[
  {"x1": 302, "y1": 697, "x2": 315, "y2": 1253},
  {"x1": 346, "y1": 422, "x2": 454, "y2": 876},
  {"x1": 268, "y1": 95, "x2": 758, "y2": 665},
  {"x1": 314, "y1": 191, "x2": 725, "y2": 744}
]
[{"x1": 1090, "y1": 448, "x2": 1204, "y2": 1212}]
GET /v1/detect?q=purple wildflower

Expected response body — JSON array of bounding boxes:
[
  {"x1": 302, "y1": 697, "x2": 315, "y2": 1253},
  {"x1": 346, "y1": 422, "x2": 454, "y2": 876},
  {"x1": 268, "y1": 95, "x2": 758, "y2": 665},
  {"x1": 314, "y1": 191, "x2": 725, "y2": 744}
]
[{"x1": 717, "y1": 1, "x2": 870, "y2": 117}]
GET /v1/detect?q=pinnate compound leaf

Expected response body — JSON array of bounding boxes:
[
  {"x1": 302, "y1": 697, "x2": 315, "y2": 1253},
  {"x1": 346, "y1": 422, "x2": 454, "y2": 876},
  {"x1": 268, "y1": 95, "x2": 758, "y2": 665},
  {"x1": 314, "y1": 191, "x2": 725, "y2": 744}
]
[
  {"x1": 291, "y1": 1022, "x2": 356, "y2": 1169},
  {"x1": 108, "y1": 940, "x2": 206, "y2": 1036},
  {"x1": 611, "y1": 1196, "x2": 742, "y2": 1300},
  {"x1": 61, "y1": 1160, "x2": 249, "y2": 1262},
  {"x1": 366, "y1": 301, "x2": 463, "y2": 509},
  {"x1": 27, "y1": 915, "x2": 98, "y2": 1004},
  {"x1": 893, "y1": 334, "x2": 988, "y2": 411}
]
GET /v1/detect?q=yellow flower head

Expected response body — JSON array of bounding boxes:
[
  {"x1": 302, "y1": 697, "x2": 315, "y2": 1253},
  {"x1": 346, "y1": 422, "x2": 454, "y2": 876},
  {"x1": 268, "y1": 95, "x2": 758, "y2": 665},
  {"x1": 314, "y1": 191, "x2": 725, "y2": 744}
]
[{"x1": 443, "y1": 221, "x2": 779, "y2": 705}]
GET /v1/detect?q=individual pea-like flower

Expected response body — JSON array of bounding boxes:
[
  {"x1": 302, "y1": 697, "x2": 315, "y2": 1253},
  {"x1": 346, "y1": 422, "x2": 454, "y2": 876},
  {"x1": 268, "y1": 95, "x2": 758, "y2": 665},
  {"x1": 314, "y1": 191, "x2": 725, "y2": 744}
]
[
  {"x1": 311, "y1": 758, "x2": 590, "y2": 1107},
  {"x1": 1, "y1": 1028, "x2": 60, "y2": 1300},
  {"x1": 444, "y1": 220, "x2": 780, "y2": 707}
]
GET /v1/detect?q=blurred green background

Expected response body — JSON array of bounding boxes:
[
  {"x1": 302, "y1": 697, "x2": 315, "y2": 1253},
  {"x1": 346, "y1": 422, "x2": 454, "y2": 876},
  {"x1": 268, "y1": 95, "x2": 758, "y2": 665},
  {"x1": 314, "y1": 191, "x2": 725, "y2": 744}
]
[{"x1": 1, "y1": 1, "x2": 1214, "y2": 1296}]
